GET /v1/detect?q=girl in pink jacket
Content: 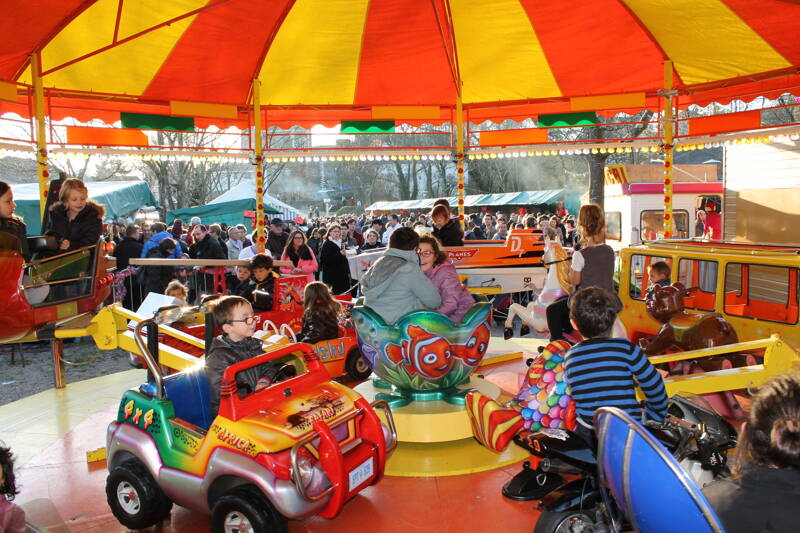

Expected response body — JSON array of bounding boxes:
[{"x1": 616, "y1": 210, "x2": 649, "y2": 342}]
[
  {"x1": 280, "y1": 230, "x2": 318, "y2": 282},
  {"x1": 418, "y1": 234, "x2": 475, "y2": 322}
]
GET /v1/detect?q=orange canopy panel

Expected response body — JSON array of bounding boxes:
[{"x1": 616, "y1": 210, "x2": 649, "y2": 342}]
[{"x1": 0, "y1": 0, "x2": 799, "y2": 128}]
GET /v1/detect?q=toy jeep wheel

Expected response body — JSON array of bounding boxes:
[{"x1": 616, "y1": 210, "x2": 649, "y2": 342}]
[
  {"x1": 345, "y1": 348, "x2": 372, "y2": 380},
  {"x1": 211, "y1": 485, "x2": 287, "y2": 533},
  {"x1": 106, "y1": 459, "x2": 172, "y2": 529}
]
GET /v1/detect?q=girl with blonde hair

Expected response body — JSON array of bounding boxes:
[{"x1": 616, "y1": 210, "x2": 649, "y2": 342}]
[{"x1": 46, "y1": 178, "x2": 105, "y2": 251}]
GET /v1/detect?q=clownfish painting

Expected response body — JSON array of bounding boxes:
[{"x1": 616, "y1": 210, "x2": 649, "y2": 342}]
[
  {"x1": 385, "y1": 325, "x2": 454, "y2": 379},
  {"x1": 453, "y1": 323, "x2": 490, "y2": 367}
]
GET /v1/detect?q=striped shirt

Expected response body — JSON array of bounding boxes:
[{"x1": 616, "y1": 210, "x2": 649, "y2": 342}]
[{"x1": 564, "y1": 337, "x2": 668, "y2": 425}]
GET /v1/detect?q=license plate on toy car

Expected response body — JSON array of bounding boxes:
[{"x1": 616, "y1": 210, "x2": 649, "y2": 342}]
[{"x1": 348, "y1": 457, "x2": 374, "y2": 491}]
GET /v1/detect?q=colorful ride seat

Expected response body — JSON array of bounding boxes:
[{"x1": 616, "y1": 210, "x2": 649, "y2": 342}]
[
  {"x1": 594, "y1": 407, "x2": 726, "y2": 533},
  {"x1": 140, "y1": 366, "x2": 212, "y2": 430},
  {"x1": 353, "y1": 302, "x2": 491, "y2": 392}
]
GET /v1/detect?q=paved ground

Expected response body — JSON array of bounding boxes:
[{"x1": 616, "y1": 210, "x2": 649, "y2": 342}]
[{"x1": 0, "y1": 340, "x2": 133, "y2": 406}]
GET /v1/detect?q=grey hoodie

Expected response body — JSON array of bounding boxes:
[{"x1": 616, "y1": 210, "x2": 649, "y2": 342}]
[{"x1": 360, "y1": 248, "x2": 442, "y2": 325}]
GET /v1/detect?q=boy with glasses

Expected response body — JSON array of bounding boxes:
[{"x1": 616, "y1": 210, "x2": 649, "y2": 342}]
[{"x1": 205, "y1": 295, "x2": 293, "y2": 419}]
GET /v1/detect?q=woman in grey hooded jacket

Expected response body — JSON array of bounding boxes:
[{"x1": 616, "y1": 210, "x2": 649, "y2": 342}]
[{"x1": 359, "y1": 227, "x2": 441, "y2": 325}]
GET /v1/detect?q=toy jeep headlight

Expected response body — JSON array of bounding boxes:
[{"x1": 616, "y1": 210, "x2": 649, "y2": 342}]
[{"x1": 295, "y1": 456, "x2": 315, "y2": 487}]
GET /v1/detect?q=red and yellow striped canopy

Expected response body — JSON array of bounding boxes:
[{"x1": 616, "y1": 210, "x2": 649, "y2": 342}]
[{"x1": 1, "y1": 0, "x2": 799, "y2": 126}]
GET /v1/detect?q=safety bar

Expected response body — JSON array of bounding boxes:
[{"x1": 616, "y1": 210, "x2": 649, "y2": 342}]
[
  {"x1": 133, "y1": 318, "x2": 163, "y2": 399},
  {"x1": 289, "y1": 399, "x2": 396, "y2": 503}
]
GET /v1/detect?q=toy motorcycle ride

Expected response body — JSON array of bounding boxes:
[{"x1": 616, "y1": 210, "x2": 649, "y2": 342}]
[
  {"x1": 519, "y1": 394, "x2": 736, "y2": 533},
  {"x1": 105, "y1": 304, "x2": 396, "y2": 532}
]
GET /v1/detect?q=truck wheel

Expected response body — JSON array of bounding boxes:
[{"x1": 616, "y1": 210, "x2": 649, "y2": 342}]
[
  {"x1": 345, "y1": 348, "x2": 372, "y2": 380},
  {"x1": 212, "y1": 485, "x2": 287, "y2": 533},
  {"x1": 106, "y1": 459, "x2": 172, "y2": 529},
  {"x1": 533, "y1": 510, "x2": 594, "y2": 533}
]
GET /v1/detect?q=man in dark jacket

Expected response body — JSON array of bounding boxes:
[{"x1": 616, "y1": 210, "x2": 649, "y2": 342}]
[
  {"x1": 113, "y1": 225, "x2": 143, "y2": 270},
  {"x1": 266, "y1": 217, "x2": 288, "y2": 259},
  {"x1": 189, "y1": 225, "x2": 226, "y2": 260}
]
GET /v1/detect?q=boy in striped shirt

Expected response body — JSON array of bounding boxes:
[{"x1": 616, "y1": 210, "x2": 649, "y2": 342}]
[{"x1": 564, "y1": 287, "x2": 668, "y2": 440}]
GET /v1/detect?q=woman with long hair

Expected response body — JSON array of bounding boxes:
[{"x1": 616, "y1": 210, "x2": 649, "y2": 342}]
[
  {"x1": 0, "y1": 181, "x2": 29, "y2": 260},
  {"x1": 319, "y1": 225, "x2": 353, "y2": 296},
  {"x1": 703, "y1": 371, "x2": 800, "y2": 533},
  {"x1": 417, "y1": 234, "x2": 474, "y2": 322},
  {"x1": 279, "y1": 230, "x2": 318, "y2": 282},
  {"x1": 545, "y1": 204, "x2": 620, "y2": 341},
  {"x1": 297, "y1": 281, "x2": 342, "y2": 344}
]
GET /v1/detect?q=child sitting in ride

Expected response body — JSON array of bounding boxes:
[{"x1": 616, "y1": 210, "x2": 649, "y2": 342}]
[
  {"x1": 228, "y1": 263, "x2": 252, "y2": 297},
  {"x1": 297, "y1": 281, "x2": 342, "y2": 344},
  {"x1": 0, "y1": 181, "x2": 29, "y2": 260},
  {"x1": 164, "y1": 280, "x2": 188, "y2": 305},
  {"x1": 205, "y1": 296, "x2": 294, "y2": 419},
  {"x1": 242, "y1": 253, "x2": 279, "y2": 312},
  {"x1": 703, "y1": 371, "x2": 800, "y2": 533},
  {"x1": 360, "y1": 227, "x2": 441, "y2": 325},
  {"x1": 45, "y1": 178, "x2": 105, "y2": 252},
  {"x1": 417, "y1": 234, "x2": 474, "y2": 322},
  {"x1": 564, "y1": 287, "x2": 668, "y2": 442},
  {"x1": 648, "y1": 260, "x2": 672, "y2": 290}
]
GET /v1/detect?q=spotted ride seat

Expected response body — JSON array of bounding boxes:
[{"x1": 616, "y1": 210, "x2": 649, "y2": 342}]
[{"x1": 140, "y1": 366, "x2": 212, "y2": 431}]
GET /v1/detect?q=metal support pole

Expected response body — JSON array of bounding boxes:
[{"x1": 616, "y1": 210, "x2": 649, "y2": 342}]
[
  {"x1": 455, "y1": 95, "x2": 466, "y2": 229},
  {"x1": 31, "y1": 52, "x2": 50, "y2": 219},
  {"x1": 662, "y1": 60, "x2": 675, "y2": 239},
  {"x1": 252, "y1": 79, "x2": 266, "y2": 252},
  {"x1": 51, "y1": 339, "x2": 66, "y2": 389},
  {"x1": 146, "y1": 321, "x2": 159, "y2": 384}
]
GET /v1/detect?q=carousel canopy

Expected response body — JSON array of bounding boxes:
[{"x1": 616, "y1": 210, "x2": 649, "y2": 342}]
[{"x1": 1, "y1": 1, "x2": 799, "y2": 128}]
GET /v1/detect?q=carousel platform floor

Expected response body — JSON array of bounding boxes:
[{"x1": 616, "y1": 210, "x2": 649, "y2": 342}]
[{"x1": 3, "y1": 345, "x2": 546, "y2": 533}]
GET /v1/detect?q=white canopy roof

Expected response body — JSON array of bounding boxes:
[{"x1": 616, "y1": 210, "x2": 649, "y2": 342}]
[{"x1": 210, "y1": 181, "x2": 301, "y2": 221}]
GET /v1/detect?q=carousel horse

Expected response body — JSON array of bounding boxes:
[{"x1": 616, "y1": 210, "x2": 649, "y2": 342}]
[
  {"x1": 465, "y1": 340, "x2": 575, "y2": 453},
  {"x1": 503, "y1": 240, "x2": 571, "y2": 340}
]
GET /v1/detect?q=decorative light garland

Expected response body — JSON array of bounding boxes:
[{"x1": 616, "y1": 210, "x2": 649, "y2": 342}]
[{"x1": 3, "y1": 124, "x2": 796, "y2": 164}]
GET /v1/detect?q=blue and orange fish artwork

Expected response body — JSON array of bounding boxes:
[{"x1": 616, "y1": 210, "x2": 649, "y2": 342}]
[
  {"x1": 453, "y1": 322, "x2": 490, "y2": 367},
  {"x1": 385, "y1": 325, "x2": 454, "y2": 379}
]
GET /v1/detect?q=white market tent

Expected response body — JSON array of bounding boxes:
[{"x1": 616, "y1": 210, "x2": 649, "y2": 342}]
[{"x1": 209, "y1": 181, "x2": 301, "y2": 221}]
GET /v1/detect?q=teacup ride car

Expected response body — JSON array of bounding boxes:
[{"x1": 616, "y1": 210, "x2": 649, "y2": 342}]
[
  {"x1": 350, "y1": 301, "x2": 530, "y2": 475},
  {"x1": 353, "y1": 302, "x2": 493, "y2": 407},
  {"x1": 105, "y1": 304, "x2": 397, "y2": 531}
]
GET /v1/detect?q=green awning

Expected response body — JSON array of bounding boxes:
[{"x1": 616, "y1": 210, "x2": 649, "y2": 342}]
[
  {"x1": 167, "y1": 198, "x2": 279, "y2": 229},
  {"x1": 366, "y1": 189, "x2": 583, "y2": 214}
]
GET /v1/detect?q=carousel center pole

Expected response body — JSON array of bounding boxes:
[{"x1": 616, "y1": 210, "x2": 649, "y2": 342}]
[
  {"x1": 31, "y1": 52, "x2": 50, "y2": 221},
  {"x1": 32, "y1": 52, "x2": 65, "y2": 389},
  {"x1": 662, "y1": 60, "x2": 675, "y2": 239},
  {"x1": 252, "y1": 78, "x2": 266, "y2": 253},
  {"x1": 455, "y1": 94, "x2": 466, "y2": 229}
]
